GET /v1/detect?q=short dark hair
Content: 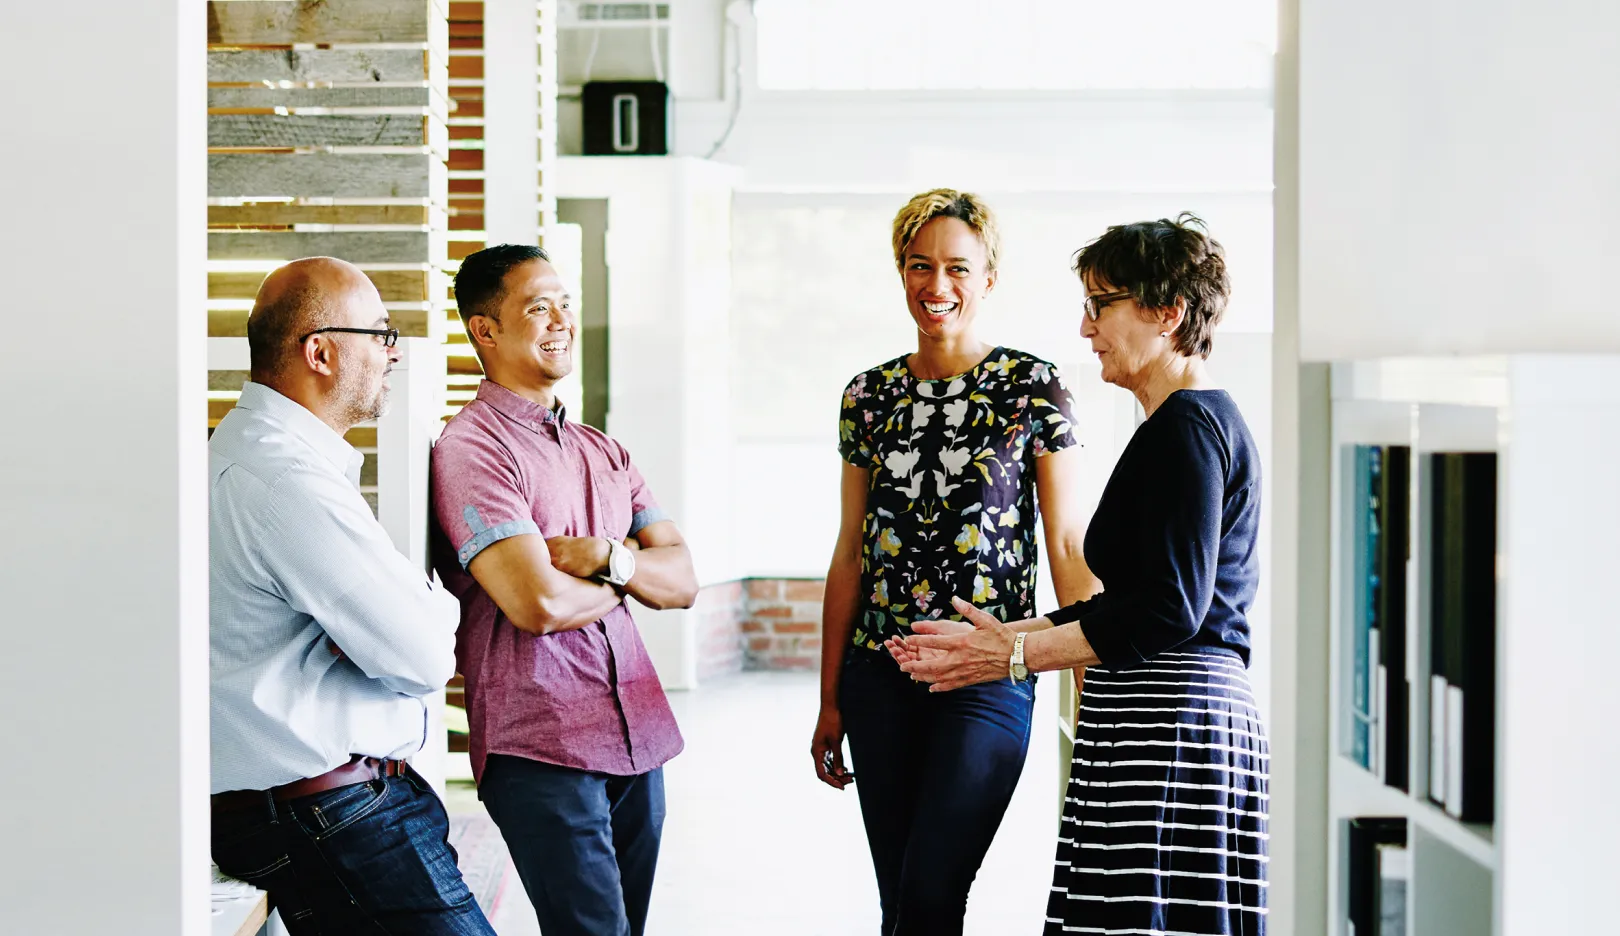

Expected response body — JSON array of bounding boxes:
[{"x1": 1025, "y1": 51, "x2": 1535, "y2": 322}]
[
  {"x1": 454, "y1": 243, "x2": 550, "y2": 325},
  {"x1": 1073, "y1": 212, "x2": 1230, "y2": 359},
  {"x1": 247, "y1": 281, "x2": 322, "y2": 378}
]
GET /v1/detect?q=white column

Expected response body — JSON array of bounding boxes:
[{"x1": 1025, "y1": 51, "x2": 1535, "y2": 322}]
[
  {"x1": 0, "y1": 1, "x2": 207, "y2": 934},
  {"x1": 555, "y1": 156, "x2": 740, "y2": 688},
  {"x1": 1496, "y1": 355, "x2": 1620, "y2": 936},
  {"x1": 1271, "y1": 0, "x2": 1334, "y2": 930},
  {"x1": 484, "y1": 0, "x2": 542, "y2": 245},
  {"x1": 377, "y1": 338, "x2": 450, "y2": 794}
]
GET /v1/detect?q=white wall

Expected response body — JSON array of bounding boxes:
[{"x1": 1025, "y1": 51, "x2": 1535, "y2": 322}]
[
  {"x1": 0, "y1": 2, "x2": 208, "y2": 933},
  {"x1": 1496, "y1": 356, "x2": 1620, "y2": 936},
  {"x1": 1298, "y1": 0, "x2": 1620, "y2": 360},
  {"x1": 555, "y1": 155, "x2": 741, "y2": 687}
]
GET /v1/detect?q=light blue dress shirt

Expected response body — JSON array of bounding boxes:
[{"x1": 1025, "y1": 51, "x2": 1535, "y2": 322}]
[{"x1": 210, "y1": 382, "x2": 458, "y2": 793}]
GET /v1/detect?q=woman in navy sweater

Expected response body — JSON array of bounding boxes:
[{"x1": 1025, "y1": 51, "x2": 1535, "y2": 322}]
[{"x1": 896, "y1": 214, "x2": 1268, "y2": 935}]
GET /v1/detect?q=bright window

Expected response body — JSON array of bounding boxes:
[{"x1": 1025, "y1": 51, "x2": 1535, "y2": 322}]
[{"x1": 754, "y1": 0, "x2": 1276, "y2": 91}]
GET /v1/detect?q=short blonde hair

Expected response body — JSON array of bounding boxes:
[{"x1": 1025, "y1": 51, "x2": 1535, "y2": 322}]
[{"x1": 891, "y1": 188, "x2": 1001, "y2": 272}]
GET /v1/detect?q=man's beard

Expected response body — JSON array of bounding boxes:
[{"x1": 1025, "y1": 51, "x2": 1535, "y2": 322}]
[{"x1": 335, "y1": 366, "x2": 389, "y2": 426}]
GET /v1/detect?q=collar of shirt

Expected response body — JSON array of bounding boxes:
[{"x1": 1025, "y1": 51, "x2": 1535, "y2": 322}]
[
  {"x1": 475, "y1": 378, "x2": 569, "y2": 434},
  {"x1": 234, "y1": 381, "x2": 365, "y2": 487}
]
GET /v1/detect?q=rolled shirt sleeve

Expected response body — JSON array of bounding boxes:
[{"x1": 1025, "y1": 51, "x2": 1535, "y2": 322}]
[
  {"x1": 619, "y1": 446, "x2": 668, "y2": 537},
  {"x1": 432, "y1": 430, "x2": 542, "y2": 570},
  {"x1": 261, "y1": 466, "x2": 459, "y2": 697}
]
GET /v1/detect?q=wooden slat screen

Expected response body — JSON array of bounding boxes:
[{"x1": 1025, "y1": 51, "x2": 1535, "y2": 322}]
[{"x1": 206, "y1": 0, "x2": 455, "y2": 433}]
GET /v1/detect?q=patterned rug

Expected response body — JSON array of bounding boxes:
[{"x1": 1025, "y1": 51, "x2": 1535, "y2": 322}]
[{"x1": 447, "y1": 813, "x2": 511, "y2": 920}]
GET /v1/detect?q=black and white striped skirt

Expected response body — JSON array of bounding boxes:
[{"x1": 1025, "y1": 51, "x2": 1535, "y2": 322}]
[{"x1": 1045, "y1": 649, "x2": 1269, "y2": 936}]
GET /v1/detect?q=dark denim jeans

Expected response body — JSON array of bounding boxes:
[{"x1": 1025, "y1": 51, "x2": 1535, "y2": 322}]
[
  {"x1": 479, "y1": 754, "x2": 666, "y2": 936},
  {"x1": 840, "y1": 649, "x2": 1037, "y2": 936},
  {"x1": 210, "y1": 766, "x2": 495, "y2": 935}
]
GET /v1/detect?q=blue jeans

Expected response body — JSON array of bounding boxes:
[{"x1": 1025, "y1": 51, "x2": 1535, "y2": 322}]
[
  {"x1": 840, "y1": 649, "x2": 1037, "y2": 936},
  {"x1": 210, "y1": 767, "x2": 495, "y2": 935},
  {"x1": 479, "y1": 755, "x2": 666, "y2": 936}
]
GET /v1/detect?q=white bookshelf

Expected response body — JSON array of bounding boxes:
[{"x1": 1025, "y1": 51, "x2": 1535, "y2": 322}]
[{"x1": 1323, "y1": 354, "x2": 1620, "y2": 936}]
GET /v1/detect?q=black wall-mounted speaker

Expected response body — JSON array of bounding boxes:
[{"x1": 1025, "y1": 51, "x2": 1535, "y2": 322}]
[{"x1": 582, "y1": 81, "x2": 669, "y2": 156}]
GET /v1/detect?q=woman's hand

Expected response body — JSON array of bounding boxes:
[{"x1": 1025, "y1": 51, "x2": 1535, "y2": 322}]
[
  {"x1": 883, "y1": 617, "x2": 972, "y2": 667},
  {"x1": 899, "y1": 597, "x2": 1019, "y2": 692},
  {"x1": 810, "y1": 705, "x2": 854, "y2": 790}
]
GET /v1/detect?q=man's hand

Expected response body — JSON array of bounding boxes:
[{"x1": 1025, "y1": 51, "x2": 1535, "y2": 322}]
[{"x1": 545, "y1": 536, "x2": 611, "y2": 581}]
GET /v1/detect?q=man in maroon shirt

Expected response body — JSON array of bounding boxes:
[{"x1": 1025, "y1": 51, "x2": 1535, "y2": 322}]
[{"x1": 430, "y1": 244, "x2": 697, "y2": 936}]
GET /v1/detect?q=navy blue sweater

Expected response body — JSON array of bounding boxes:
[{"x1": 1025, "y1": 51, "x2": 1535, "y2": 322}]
[{"x1": 1047, "y1": 389, "x2": 1260, "y2": 666}]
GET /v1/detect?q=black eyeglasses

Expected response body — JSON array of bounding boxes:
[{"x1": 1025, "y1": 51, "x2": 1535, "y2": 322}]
[
  {"x1": 299, "y1": 327, "x2": 399, "y2": 348},
  {"x1": 1082, "y1": 290, "x2": 1134, "y2": 322}
]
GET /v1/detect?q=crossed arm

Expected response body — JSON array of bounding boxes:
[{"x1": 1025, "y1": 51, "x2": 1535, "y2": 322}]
[{"x1": 466, "y1": 520, "x2": 698, "y2": 635}]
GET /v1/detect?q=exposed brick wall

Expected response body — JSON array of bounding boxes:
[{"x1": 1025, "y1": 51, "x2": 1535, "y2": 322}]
[
  {"x1": 686, "y1": 578, "x2": 828, "y2": 680},
  {"x1": 743, "y1": 578, "x2": 825, "y2": 671},
  {"x1": 694, "y1": 580, "x2": 746, "y2": 681}
]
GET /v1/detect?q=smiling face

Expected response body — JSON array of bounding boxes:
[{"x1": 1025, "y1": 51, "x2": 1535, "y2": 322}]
[
  {"x1": 475, "y1": 258, "x2": 575, "y2": 391},
  {"x1": 901, "y1": 216, "x2": 996, "y2": 343},
  {"x1": 1078, "y1": 273, "x2": 1178, "y2": 392}
]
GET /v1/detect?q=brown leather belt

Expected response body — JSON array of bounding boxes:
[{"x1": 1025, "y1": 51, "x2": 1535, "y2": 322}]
[{"x1": 211, "y1": 756, "x2": 410, "y2": 812}]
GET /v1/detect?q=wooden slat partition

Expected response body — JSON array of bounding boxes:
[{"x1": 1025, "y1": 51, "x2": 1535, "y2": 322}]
[
  {"x1": 207, "y1": 0, "x2": 435, "y2": 44},
  {"x1": 444, "y1": 1, "x2": 486, "y2": 414},
  {"x1": 207, "y1": 48, "x2": 429, "y2": 83},
  {"x1": 207, "y1": 0, "x2": 452, "y2": 344}
]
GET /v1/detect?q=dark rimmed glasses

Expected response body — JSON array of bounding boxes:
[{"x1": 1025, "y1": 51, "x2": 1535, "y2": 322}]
[
  {"x1": 1082, "y1": 290, "x2": 1134, "y2": 322},
  {"x1": 299, "y1": 326, "x2": 400, "y2": 348}
]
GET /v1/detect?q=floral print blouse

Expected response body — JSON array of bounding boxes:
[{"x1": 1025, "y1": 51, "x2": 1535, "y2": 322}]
[{"x1": 837, "y1": 347, "x2": 1079, "y2": 652}]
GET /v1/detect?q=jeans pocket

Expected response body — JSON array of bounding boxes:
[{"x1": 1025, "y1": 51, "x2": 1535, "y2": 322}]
[{"x1": 291, "y1": 780, "x2": 390, "y2": 841}]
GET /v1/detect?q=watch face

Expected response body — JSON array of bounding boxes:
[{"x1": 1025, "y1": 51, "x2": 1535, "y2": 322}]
[
  {"x1": 1013, "y1": 664, "x2": 1029, "y2": 681},
  {"x1": 611, "y1": 545, "x2": 635, "y2": 582}
]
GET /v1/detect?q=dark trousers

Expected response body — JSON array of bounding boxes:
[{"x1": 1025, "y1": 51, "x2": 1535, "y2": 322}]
[
  {"x1": 479, "y1": 754, "x2": 666, "y2": 936},
  {"x1": 840, "y1": 650, "x2": 1037, "y2": 936},
  {"x1": 211, "y1": 767, "x2": 496, "y2": 935}
]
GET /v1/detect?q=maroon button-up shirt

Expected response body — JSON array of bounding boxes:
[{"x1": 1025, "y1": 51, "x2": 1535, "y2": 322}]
[{"x1": 430, "y1": 379, "x2": 683, "y2": 782}]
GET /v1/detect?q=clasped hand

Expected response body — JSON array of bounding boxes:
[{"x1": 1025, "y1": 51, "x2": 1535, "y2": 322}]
[
  {"x1": 884, "y1": 596, "x2": 1019, "y2": 692},
  {"x1": 545, "y1": 535, "x2": 613, "y2": 580}
]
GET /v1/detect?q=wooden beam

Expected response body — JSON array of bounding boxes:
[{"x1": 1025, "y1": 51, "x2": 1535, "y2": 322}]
[
  {"x1": 209, "y1": 152, "x2": 438, "y2": 199},
  {"x1": 209, "y1": 308, "x2": 431, "y2": 338},
  {"x1": 208, "y1": 86, "x2": 436, "y2": 110},
  {"x1": 208, "y1": 48, "x2": 428, "y2": 83},
  {"x1": 448, "y1": 353, "x2": 483, "y2": 376},
  {"x1": 207, "y1": 0, "x2": 435, "y2": 45},
  {"x1": 448, "y1": 55, "x2": 483, "y2": 80},
  {"x1": 209, "y1": 370, "x2": 251, "y2": 392},
  {"x1": 209, "y1": 114, "x2": 428, "y2": 149},
  {"x1": 208, "y1": 231, "x2": 431, "y2": 264},
  {"x1": 210, "y1": 269, "x2": 432, "y2": 302},
  {"x1": 208, "y1": 204, "x2": 433, "y2": 227}
]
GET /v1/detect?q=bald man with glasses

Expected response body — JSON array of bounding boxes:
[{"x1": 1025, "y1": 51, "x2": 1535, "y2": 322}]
[{"x1": 208, "y1": 257, "x2": 495, "y2": 934}]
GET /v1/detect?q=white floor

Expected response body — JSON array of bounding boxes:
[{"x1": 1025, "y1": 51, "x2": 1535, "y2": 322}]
[{"x1": 474, "y1": 670, "x2": 1062, "y2": 936}]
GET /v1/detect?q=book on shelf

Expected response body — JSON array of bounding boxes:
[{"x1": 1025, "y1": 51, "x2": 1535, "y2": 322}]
[
  {"x1": 1346, "y1": 817, "x2": 1408, "y2": 936},
  {"x1": 1347, "y1": 445, "x2": 1376, "y2": 770},
  {"x1": 1377, "y1": 446, "x2": 1411, "y2": 791},
  {"x1": 1428, "y1": 452, "x2": 1497, "y2": 823},
  {"x1": 1345, "y1": 444, "x2": 1411, "y2": 785}
]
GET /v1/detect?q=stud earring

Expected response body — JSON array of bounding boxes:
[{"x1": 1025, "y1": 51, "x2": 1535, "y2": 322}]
[{"x1": 1159, "y1": 331, "x2": 1170, "y2": 338}]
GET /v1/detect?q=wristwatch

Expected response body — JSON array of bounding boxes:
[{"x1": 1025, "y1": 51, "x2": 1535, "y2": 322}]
[
  {"x1": 602, "y1": 538, "x2": 636, "y2": 588},
  {"x1": 1010, "y1": 632, "x2": 1029, "y2": 683}
]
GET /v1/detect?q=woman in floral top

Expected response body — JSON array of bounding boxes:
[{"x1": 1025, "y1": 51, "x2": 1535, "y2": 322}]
[{"x1": 810, "y1": 189, "x2": 1099, "y2": 935}]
